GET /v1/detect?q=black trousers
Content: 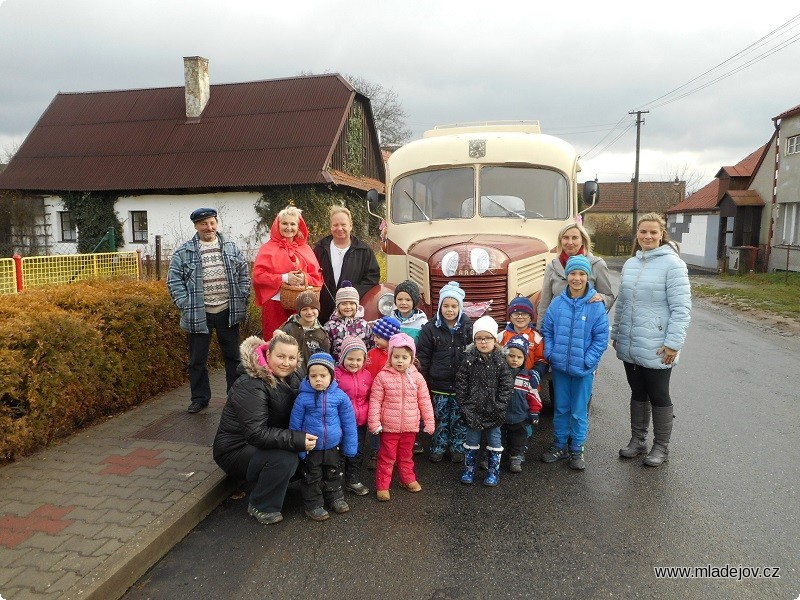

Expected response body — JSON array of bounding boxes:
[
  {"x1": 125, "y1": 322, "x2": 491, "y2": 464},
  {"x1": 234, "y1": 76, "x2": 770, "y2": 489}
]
[
  {"x1": 623, "y1": 361, "x2": 673, "y2": 407},
  {"x1": 246, "y1": 448, "x2": 300, "y2": 513},
  {"x1": 342, "y1": 425, "x2": 367, "y2": 485},
  {"x1": 300, "y1": 447, "x2": 343, "y2": 510},
  {"x1": 187, "y1": 309, "x2": 240, "y2": 405},
  {"x1": 502, "y1": 421, "x2": 529, "y2": 457}
]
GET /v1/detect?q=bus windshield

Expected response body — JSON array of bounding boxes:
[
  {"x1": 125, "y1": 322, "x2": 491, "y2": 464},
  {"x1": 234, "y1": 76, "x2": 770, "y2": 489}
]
[{"x1": 391, "y1": 166, "x2": 569, "y2": 224}]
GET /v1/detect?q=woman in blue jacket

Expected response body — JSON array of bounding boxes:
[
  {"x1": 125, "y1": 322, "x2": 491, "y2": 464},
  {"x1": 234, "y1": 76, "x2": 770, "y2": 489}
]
[
  {"x1": 541, "y1": 255, "x2": 609, "y2": 470},
  {"x1": 611, "y1": 213, "x2": 691, "y2": 467}
]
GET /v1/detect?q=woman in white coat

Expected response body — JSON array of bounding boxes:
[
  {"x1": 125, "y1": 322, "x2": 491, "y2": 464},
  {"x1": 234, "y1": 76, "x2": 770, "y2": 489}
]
[{"x1": 611, "y1": 213, "x2": 691, "y2": 467}]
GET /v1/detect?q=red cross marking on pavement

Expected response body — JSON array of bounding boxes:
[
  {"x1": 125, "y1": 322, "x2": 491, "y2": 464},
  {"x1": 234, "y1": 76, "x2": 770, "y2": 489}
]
[
  {"x1": 100, "y1": 448, "x2": 165, "y2": 475},
  {"x1": 0, "y1": 504, "x2": 75, "y2": 549}
]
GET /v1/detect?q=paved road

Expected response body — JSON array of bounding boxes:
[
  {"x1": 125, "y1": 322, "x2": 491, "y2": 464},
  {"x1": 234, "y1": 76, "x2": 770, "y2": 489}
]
[{"x1": 124, "y1": 275, "x2": 800, "y2": 600}]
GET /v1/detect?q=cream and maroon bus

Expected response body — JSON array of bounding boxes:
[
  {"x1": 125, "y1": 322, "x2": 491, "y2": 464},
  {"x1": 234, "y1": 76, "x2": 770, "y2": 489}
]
[{"x1": 362, "y1": 120, "x2": 598, "y2": 322}]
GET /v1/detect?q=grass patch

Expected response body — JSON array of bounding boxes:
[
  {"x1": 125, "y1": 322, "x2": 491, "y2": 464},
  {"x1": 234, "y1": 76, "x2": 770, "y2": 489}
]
[{"x1": 691, "y1": 272, "x2": 800, "y2": 320}]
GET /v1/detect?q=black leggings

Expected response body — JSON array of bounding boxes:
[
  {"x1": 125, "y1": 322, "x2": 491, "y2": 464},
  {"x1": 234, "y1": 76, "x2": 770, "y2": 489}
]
[{"x1": 623, "y1": 362, "x2": 673, "y2": 407}]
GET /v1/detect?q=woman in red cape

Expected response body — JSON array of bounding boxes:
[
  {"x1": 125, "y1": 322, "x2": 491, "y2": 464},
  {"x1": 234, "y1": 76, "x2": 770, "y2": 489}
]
[{"x1": 253, "y1": 206, "x2": 323, "y2": 340}]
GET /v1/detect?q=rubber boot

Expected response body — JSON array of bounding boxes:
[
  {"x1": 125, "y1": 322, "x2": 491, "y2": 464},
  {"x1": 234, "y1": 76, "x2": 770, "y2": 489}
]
[
  {"x1": 483, "y1": 450, "x2": 502, "y2": 487},
  {"x1": 619, "y1": 400, "x2": 651, "y2": 458},
  {"x1": 460, "y1": 449, "x2": 478, "y2": 484},
  {"x1": 643, "y1": 405, "x2": 673, "y2": 467}
]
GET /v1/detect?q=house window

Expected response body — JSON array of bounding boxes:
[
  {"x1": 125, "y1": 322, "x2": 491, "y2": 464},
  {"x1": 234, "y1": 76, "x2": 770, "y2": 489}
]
[
  {"x1": 787, "y1": 135, "x2": 799, "y2": 156},
  {"x1": 59, "y1": 211, "x2": 76, "y2": 242},
  {"x1": 780, "y1": 202, "x2": 800, "y2": 245},
  {"x1": 131, "y1": 211, "x2": 148, "y2": 243}
]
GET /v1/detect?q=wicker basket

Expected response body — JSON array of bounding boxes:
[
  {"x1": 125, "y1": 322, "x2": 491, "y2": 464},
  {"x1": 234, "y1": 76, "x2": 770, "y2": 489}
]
[{"x1": 280, "y1": 284, "x2": 321, "y2": 311}]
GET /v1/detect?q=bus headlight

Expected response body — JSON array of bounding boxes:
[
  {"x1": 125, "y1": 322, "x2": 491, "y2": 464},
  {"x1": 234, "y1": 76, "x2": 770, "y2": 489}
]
[{"x1": 377, "y1": 293, "x2": 395, "y2": 316}]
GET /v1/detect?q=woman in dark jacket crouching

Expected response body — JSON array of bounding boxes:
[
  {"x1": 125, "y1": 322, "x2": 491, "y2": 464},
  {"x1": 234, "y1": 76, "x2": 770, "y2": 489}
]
[{"x1": 213, "y1": 331, "x2": 317, "y2": 525}]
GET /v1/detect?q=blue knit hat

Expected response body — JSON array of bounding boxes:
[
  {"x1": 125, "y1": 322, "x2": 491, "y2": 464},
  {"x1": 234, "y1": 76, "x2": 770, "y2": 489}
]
[
  {"x1": 505, "y1": 334, "x2": 530, "y2": 357},
  {"x1": 306, "y1": 352, "x2": 335, "y2": 377},
  {"x1": 437, "y1": 281, "x2": 465, "y2": 314},
  {"x1": 507, "y1": 295, "x2": 535, "y2": 319},
  {"x1": 565, "y1": 255, "x2": 592, "y2": 277},
  {"x1": 373, "y1": 315, "x2": 402, "y2": 340}
]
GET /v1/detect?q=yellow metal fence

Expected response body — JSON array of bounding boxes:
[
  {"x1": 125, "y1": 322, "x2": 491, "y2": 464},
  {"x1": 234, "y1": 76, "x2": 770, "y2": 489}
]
[
  {"x1": 0, "y1": 258, "x2": 16, "y2": 295},
  {"x1": 0, "y1": 252, "x2": 140, "y2": 294}
]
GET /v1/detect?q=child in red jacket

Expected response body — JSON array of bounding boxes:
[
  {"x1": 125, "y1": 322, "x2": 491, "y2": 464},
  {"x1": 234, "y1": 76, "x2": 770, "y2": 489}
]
[
  {"x1": 334, "y1": 336, "x2": 373, "y2": 496},
  {"x1": 368, "y1": 333, "x2": 435, "y2": 502}
]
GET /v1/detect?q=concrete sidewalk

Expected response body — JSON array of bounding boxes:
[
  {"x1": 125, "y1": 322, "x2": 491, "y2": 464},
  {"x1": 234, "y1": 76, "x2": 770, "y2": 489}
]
[{"x1": 0, "y1": 370, "x2": 233, "y2": 600}]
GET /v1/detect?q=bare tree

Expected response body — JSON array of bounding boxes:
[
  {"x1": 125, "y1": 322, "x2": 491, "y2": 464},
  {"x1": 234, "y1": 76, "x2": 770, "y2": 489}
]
[
  {"x1": 300, "y1": 71, "x2": 412, "y2": 146},
  {"x1": 662, "y1": 162, "x2": 705, "y2": 196},
  {"x1": 1, "y1": 140, "x2": 20, "y2": 164}
]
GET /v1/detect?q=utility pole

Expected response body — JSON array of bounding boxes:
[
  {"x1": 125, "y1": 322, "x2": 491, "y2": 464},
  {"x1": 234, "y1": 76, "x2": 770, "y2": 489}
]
[{"x1": 629, "y1": 110, "x2": 649, "y2": 241}]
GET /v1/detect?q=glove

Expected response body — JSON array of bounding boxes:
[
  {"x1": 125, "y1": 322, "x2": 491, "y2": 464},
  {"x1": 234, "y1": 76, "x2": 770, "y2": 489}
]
[
  {"x1": 529, "y1": 412, "x2": 540, "y2": 426},
  {"x1": 371, "y1": 425, "x2": 383, "y2": 435}
]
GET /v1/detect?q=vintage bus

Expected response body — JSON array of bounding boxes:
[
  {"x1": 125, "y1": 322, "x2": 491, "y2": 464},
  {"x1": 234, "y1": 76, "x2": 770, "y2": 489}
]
[{"x1": 362, "y1": 120, "x2": 598, "y2": 322}]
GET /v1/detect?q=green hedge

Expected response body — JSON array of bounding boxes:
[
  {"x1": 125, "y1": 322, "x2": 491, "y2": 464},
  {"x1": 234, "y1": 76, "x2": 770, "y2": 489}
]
[{"x1": 0, "y1": 279, "x2": 189, "y2": 462}]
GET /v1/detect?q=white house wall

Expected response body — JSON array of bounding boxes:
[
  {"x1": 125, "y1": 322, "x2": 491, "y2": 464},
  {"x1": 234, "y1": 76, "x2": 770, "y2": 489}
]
[
  {"x1": 667, "y1": 212, "x2": 719, "y2": 271},
  {"x1": 46, "y1": 192, "x2": 267, "y2": 260}
]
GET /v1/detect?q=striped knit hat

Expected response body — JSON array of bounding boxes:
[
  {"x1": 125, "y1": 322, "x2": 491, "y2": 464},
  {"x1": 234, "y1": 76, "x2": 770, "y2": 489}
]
[
  {"x1": 338, "y1": 336, "x2": 367, "y2": 364},
  {"x1": 306, "y1": 352, "x2": 335, "y2": 377},
  {"x1": 565, "y1": 255, "x2": 592, "y2": 277},
  {"x1": 335, "y1": 280, "x2": 360, "y2": 307}
]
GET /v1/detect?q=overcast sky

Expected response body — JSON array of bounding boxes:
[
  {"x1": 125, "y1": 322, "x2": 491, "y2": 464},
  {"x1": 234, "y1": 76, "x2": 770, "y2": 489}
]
[{"x1": 1, "y1": 0, "x2": 798, "y2": 191}]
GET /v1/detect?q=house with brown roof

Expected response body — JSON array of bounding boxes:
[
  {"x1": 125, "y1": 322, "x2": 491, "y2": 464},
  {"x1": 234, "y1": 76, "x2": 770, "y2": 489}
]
[
  {"x1": 771, "y1": 103, "x2": 800, "y2": 272},
  {"x1": 581, "y1": 180, "x2": 685, "y2": 254},
  {"x1": 0, "y1": 57, "x2": 385, "y2": 258}
]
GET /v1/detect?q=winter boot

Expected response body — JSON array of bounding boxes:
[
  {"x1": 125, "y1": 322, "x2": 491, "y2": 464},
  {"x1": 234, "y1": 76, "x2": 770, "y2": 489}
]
[
  {"x1": 483, "y1": 450, "x2": 502, "y2": 486},
  {"x1": 619, "y1": 400, "x2": 651, "y2": 458},
  {"x1": 643, "y1": 405, "x2": 673, "y2": 467},
  {"x1": 460, "y1": 448, "x2": 478, "y2": 484},
  {"x1": 509, "y1": 455, "x2": 523, "y2": 473}
]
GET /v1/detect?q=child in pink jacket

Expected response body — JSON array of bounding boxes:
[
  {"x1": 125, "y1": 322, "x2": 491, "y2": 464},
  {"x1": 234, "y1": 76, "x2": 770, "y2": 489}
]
[
  {"x1": 368, "y1": 333, "x2": 435, "y2": 501},
  {"x1": 334, "y1": 336, "x2": 373, "y2": 496}
]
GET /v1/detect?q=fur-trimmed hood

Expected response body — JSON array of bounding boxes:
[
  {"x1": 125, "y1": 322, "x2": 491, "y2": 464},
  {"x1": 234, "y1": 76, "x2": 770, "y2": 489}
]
[{"x1": 239, "y1": 336, "x2": 277, "y2": 384}]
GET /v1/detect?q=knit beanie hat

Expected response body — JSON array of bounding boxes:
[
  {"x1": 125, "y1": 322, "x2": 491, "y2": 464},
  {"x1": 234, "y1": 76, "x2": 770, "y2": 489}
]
[
  {"x1": 472, "y1": 315, "x2": 499, "y2": 340},
  {"x1": 507, "y1": 295, "x2": 534, "y2": 319},
  {"x1": 387, "y1": 332, "x2": 416, "y2": 361},
  {"x1": 437, "y1": 281, "x2": 466, "y2": 314},
  {"x1": 338, "y1": 336, "x2": 367, "y2": 364},
  {"x1": 394, "y1": 280, "x2": 421, "y2": 308},
  {"x1": 295, "y1": 289, "x2": 320, "y2": 313},
  {"x1": 306, "y1": 351, "x2": 335, "y2": 377},
  {"x1": 372, "y1": 315, "x2": 402, "y2": 340},
  {"x1": 335, "y1": 280, "x2": 360, "y2": 307},
  {"x1": 565, "y1": 255, "x2": 592, "y2": 277},
  {"x1": 505, "y1": 334, "x2": 530, "y2": 357}
]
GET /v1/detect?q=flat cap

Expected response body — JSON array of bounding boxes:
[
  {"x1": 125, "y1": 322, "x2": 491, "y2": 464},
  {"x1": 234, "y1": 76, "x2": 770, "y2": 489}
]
[{"x1": 190, "y1": 207, "x2": 217, "y2": 222}]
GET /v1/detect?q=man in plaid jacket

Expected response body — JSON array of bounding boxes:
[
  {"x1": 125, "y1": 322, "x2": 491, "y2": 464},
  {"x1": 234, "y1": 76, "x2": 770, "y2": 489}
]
[{"x1": 167, "y1": 208, "x2": 251, "y2": 413}]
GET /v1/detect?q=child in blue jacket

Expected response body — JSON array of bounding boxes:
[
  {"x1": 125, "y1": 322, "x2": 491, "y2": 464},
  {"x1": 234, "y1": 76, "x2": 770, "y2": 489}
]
[
  {"x1": 540, "y1": 255, "x2": 609, "y2": 471},
  {"x1": 289, "y1": 352, "x2": 358, "y2": 521}
]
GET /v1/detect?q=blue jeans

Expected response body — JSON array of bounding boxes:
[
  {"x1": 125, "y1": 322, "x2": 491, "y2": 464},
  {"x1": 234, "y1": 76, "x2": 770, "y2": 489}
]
[
  {"x1": 188, "y1": 309, "x2": 240, "y2": 405},
  {"x1": 464, "y1": 426, "x2": 502, "y2": 451},
  {"x1": 551, "y1": 370, "x2": 594, "y2": 452}
]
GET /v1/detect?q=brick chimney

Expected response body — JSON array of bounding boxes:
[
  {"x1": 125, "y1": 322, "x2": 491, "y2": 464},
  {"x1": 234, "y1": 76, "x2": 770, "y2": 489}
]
[{"x1": 183, "y1": 56, "x2": 210, "y2": 118}]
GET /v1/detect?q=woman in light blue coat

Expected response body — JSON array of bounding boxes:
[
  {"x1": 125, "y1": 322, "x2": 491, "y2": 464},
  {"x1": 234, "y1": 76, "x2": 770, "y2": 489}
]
[{"x1": 611, "y1": 213, "x2": 691, "y2": 467}]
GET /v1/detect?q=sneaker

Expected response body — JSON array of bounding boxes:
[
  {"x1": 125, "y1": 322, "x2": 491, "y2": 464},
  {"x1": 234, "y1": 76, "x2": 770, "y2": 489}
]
[
  {"x1": 247, "y1": 505, "x2": 283, "y2": 525},
  {"x1": 569, "y1": 450, "x2": 586, "y2": 470},
  {"x1": 509, "y1": 455, "x2": 523, "y2": 473},
  {"x1": 413, "y1": 442, "x2": 424, "y2": 455},
  {"x1": 541, "y1": 445, "x2": 569, "y2": 463},
  {"x1": 187, "y1": 401, "x2": 207, "y2": 414},
  {"x1": 450, "y1": 451, "x2": 464, "y2": 463},
  {"x1": 345, "y1": 481, "x2": 370, "y2": 496},
  {"x1": 304, "y1": 506, "x2": 330, "y2": 521},
  {"x1": 429, "y1": 452, "x2": 445, "y2": 463},
  {"x1": 401, "y1": 480, "x2": 422, "y2": 492},
  {"x1": 376, "y1": 490, "x2": 390, "y2": 502},
  {"x1": 328, "y1": 498, "x2": 350, "y2": 514}
]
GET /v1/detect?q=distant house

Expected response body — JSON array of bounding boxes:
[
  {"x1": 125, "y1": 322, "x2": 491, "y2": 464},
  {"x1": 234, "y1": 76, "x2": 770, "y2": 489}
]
[
  {"x1": 771, "y1": 103, "x2": 800, "y2": 272},
  {"x1": 666, "y1": 143, "x2": 770, "y2": 272},
  {"x1": 0, "y1": 57, "x2": 385, "y2": 258}
]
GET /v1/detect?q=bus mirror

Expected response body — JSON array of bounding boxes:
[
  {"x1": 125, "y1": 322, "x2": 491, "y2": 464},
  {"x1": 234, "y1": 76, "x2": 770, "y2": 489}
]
[
  {"x1": 582, "y1": 180, "x2": 599, "y2": 207},
  {"x1": 366, "y1": 188, "x2": 380, "y2": 212}
]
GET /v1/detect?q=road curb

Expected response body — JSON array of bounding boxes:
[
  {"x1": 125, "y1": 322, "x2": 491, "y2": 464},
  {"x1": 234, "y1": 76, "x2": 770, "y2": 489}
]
[{"x1": 66, "y1": 470, "x2": 235, "y2": 600}]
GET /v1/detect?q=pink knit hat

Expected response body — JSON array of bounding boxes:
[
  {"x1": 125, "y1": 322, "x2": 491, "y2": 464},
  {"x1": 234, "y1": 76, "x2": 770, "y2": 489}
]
[{"x1": 387, "y1": 332, "x2": 416, "y2": 361}]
